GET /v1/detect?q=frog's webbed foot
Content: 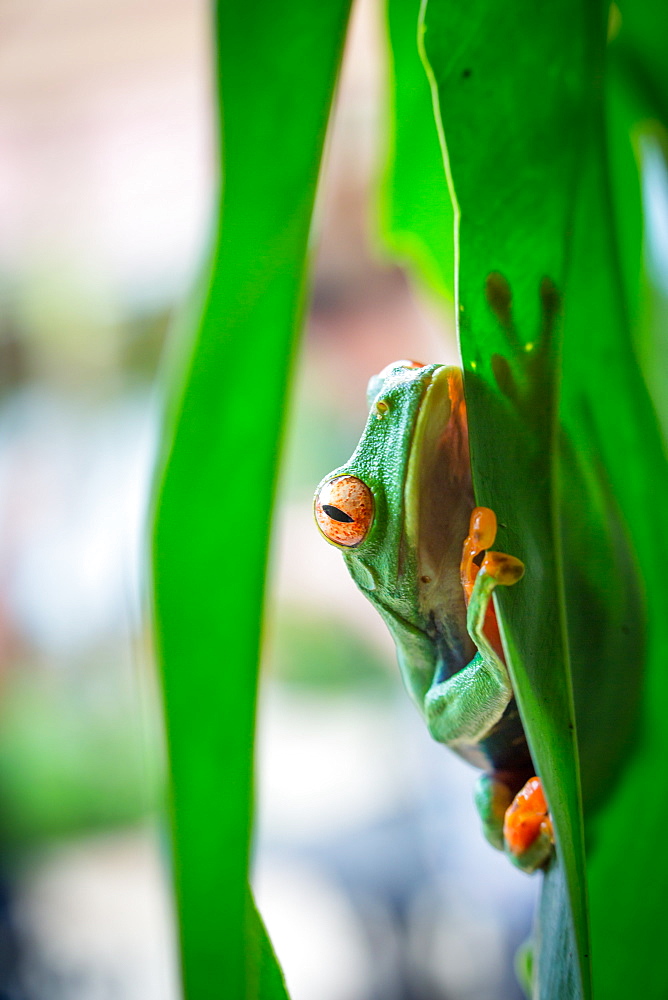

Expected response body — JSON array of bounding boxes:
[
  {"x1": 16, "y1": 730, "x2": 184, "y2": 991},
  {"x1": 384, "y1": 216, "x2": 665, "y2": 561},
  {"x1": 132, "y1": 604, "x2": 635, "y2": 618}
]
[
  {"x1": 475, "y1": 773, "x2": 554, "y2": 874},
  {"x1": 504, "y1": 776, "x2": 554, "y2": 873},
  {"x1": 474, "y1": 771, "x2": 514, "y2": 851}
]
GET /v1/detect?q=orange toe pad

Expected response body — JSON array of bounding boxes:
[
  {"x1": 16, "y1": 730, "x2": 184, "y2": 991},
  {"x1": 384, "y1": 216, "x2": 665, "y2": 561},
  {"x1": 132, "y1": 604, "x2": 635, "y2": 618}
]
[{"x1": 503, "y1": 776, "x2": 553, "y2": 856}]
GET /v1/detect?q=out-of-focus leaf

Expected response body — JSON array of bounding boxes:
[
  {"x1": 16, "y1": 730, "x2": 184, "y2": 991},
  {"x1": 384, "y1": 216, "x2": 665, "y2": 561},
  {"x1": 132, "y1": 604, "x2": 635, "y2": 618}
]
[
  {"x1": 606, "y1": 64, "x2": 643, "y2": 339},
  {"x1": 0, "y1": 675, "x2": 155, "y2": 844},
  {"x1": 613, "y1": 0, "x2": 668, "y2": 129},
  {"x1": 562, "y1": 104, "x2": 668, "y2": 1000},
  {"x1": 609, "y1": 2, "x2": 668, "y2": 439},
  {"x1": 380, "y1": 0, "x2": 455, "y2": 302},
  {"x1": 151, "y1": 1, "x2": 352, "y2": 996}
]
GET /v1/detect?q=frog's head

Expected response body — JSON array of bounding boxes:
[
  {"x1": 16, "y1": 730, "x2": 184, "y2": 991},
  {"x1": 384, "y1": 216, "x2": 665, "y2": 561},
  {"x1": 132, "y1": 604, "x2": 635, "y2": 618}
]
[{"x1": 314, "y1": 360, "x2": 472, "y2": 649}]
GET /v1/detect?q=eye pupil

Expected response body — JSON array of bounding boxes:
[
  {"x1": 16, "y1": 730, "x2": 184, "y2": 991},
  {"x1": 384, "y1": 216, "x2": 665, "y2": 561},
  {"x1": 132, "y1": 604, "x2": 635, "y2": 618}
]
[{"x1": 322, "y1": 504, "x2": 354, "y2": 523}]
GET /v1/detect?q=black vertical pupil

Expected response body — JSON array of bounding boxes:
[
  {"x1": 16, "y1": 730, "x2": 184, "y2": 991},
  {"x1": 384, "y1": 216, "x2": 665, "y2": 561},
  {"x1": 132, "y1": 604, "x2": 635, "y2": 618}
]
[{"x1": 323, "y1": 504, "x2": 354, "y2": 523}]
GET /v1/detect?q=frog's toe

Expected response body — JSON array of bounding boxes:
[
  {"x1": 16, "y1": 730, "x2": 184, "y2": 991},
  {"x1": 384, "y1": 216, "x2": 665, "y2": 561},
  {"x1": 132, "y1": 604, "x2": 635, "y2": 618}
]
[
  {"x1": 505, "y1": 825, "x2": 554, "y2": 874},
  {"x1": 474, "y1": 772, "x2": 514, "y2": 852},
  {"x1": 503, "y1": 776, "x2": 554, "y2": 874},
  {"x1": 480, "y1": 550, "x2": 525, "y2": 586}
]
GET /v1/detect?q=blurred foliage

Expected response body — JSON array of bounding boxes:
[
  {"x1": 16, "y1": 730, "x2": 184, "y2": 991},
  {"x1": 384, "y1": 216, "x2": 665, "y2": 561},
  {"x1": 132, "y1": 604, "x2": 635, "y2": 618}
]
[
  {"x1": 0, "y1": 667, "x2": 156, "y2": 846},
  {"x1": 279, "y1": 392, "x2": 361, "y2": 501},
  {"x1": 269, "y1": 611, "x2": 393, "y2": 695}
]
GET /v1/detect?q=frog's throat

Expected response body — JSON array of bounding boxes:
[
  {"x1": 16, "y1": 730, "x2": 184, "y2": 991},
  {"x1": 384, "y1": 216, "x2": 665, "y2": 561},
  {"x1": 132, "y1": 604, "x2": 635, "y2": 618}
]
[{"x1": 404, "y1": 366, "x2": 474, "y2": 624}]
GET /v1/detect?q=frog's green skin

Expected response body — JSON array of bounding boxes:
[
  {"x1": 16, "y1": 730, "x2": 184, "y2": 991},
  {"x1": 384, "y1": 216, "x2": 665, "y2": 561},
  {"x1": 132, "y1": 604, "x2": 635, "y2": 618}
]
[{"x1": 315, "y1": 361, "x2": 541, "y2": 867}]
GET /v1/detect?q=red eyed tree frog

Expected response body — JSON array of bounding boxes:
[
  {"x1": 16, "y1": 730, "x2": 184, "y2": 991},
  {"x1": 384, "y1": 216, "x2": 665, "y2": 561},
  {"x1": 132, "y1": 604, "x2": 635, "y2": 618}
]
[{"x1": 314, "y1": 360, "x2": 553, "y2": 873}]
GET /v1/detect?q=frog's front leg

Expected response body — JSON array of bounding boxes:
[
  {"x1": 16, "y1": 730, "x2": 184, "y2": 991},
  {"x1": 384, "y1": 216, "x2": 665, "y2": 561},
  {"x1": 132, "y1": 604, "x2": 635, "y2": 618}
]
[
  {"x1": 424, "y1": 647, "x2": 513, "y2": 745},
  {"x1": 423, "y1": 516, "x2": 523, "y2": 746}
]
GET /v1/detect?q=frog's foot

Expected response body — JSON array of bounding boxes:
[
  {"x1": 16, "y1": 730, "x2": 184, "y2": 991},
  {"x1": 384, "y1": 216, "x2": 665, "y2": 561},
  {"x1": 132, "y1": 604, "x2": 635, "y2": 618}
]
[
  {"x1": 503, "y1": 776, "x2": 554, "y2": 873},
  {"x1": 474, "y1": 772, "x2": 515, "y2": 851},
  {"x1": 461, "y1": 507, "x2": 525, "y2": 664},
  {"x1": 475, "y1": 773, "x2": 554, "y2": 873},
  {"x1": 461, "y1": 506, "x2": 498, "y2": 602}
]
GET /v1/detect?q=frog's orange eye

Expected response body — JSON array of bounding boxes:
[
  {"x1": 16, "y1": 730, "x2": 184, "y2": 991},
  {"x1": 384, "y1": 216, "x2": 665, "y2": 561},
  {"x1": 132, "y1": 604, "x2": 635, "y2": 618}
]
[{"x1": 314, "y1": 476, "x2": 374, "y2": 547}]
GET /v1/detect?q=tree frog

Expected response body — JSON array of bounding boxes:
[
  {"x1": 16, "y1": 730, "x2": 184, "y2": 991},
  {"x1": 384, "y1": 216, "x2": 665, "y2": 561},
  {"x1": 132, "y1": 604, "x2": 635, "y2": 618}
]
[{"x1": 314, "y1": 360, "x2": 553, "y2": 872}]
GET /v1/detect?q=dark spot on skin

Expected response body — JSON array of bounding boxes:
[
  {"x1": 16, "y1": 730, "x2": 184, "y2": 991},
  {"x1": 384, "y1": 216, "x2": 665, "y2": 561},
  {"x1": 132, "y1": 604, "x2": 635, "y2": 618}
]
[
  {"x1": 490, "y1": 555, "x2": 523, "y2": 583},
  {"x1": 485, "y1": 272, "x2": 513, "y2": 327},
  {"x1": 322, "y1": 504, "x2": 354, "y2": 523},
  {"x1": 462, "y1": 68, "x2": 472, "y2": 78},
  {"x1": 421, "y1": 575, "x2": 431, "y2": 584},
  {"x1": 472, "y1": 550, "x2": 485, "y2": 567}
]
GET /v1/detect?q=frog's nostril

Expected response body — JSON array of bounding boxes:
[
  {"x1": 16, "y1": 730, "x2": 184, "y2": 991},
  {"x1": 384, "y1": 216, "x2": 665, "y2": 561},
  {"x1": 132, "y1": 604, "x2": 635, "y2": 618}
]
[{"x1": 314, "y1": 476, "x2": 374, "y2": 547}]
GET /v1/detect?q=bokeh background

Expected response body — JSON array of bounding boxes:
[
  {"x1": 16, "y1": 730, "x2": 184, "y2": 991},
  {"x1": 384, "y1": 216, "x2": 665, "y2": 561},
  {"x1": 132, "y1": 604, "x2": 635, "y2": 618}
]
[{"x1": 0, "y1": 0, "x2": 560, "y2": 996}]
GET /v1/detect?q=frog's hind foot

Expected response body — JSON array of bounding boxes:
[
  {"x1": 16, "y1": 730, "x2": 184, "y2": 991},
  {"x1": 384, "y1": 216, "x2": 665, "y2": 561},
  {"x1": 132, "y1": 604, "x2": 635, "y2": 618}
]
[
  {"x1": 475, "y1": 773, "x2": 554, "y2": 874},
  {"x1": 474, "y1": 772, "x2": 514, "y2": 852},
  {"x1": 503, "y1": 776, "x2": 554, "y2": 874}
]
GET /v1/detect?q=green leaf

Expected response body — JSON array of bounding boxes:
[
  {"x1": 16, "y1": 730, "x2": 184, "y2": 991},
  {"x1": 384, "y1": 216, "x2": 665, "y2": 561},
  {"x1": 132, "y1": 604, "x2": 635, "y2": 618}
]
[
  {"x1": 562, "y1": 46, "x2": 668, "y2": 1000},
  {"x1": 613, "y1": 0, "x2": 668, "y2": 129},
  {"x1": 380, "y1": 0, "x2": 455, "y2": 301},
  {"x1": 418, "y1": 1, "x2": 668, "y2": 997},
  {"x1": 608, "y1": 1, "x2": 668, "y2": 434},
  {"x1": 419, "y1": 2, "x2": 604, "y2": 996},
  {"x1": 151, "y1": 1, "x2": 352, "y2": 996}
]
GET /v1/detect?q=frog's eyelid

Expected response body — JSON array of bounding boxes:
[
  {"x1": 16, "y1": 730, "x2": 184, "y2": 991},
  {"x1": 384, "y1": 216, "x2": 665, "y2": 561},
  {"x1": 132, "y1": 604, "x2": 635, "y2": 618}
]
[{"x1": 322, "y1": 504, "x2": 354, "y2": 523}]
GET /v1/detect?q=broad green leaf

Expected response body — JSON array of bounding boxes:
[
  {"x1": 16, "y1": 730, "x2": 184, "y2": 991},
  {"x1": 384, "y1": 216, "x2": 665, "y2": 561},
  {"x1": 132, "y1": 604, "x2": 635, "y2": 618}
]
[
  {"x1": 380, "y1": 0, "x2": 455, "y2": 301},
  {"x1": 559, "y1": 124, "x2": 668, "y2": 1000},
  {"x1": 608, "y1": 1, "x2": 668, "y2": 437},
  {"x1": 562, "y1": 11, "x2": 668, "y2": 994},
  {"x1": 418, "y1": 1, "x2": 668, "y2": 997},
  {"x1": 151, "y1": 1, "x2": 352, "y2": 996},
  {"x1": 420, "y1": 2, "x2": 600, "y2": 996},
  {"x1": 605, "y1": 64, "x2": 643, "y2": 342}
]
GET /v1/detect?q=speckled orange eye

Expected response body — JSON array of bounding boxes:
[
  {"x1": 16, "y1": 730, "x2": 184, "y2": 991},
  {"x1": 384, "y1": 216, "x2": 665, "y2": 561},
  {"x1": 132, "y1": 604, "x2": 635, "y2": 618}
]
[{"x1": 314, "y1": 476, "x2": 374, "y2": 547}]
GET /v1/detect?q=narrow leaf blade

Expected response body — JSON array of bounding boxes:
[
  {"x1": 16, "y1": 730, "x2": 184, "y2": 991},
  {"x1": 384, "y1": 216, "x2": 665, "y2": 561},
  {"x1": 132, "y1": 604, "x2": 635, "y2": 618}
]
[{"x1": 151, "y1": 1, "x2": 352, "y2": 995}]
